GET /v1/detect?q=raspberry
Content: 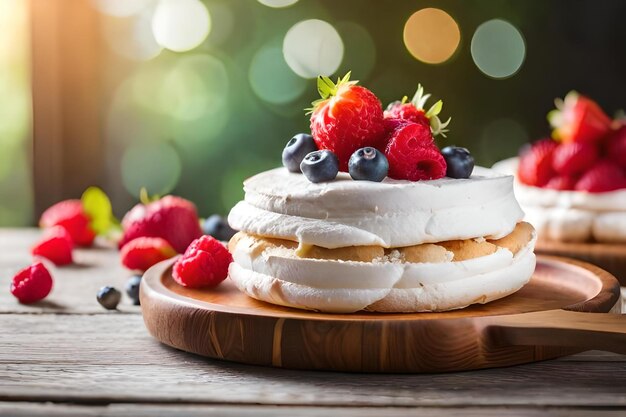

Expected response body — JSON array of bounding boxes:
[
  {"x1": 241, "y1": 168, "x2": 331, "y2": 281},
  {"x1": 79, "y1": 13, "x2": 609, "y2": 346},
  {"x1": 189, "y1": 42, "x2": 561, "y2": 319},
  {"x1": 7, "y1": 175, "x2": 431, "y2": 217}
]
[
  {"x1": 120, "y1": 237, "x2": 177, "y2": 272},
  {"x1": 31, "y1": 226, "x2": 74, "y2": 266},
  {"x1": 545, "y1": 175, "x2": 578, "y2": 191},
  {"x1": 384, "y1": 103, "x2": 430, "y2": 128},
  {"x1": 517, "y1": 139, "x2": 558, "y2": 187},
  {"x1": 384, "y1": 122, "x2": 446, "y2": 181},
  {"x1": 10, "y1": 262, "x2": 53, "y2": 304},
  {"x1": 383, "y1": 117, "x2": 411, "y2": 135},
  {"x1": 606, "y1": 125, "x2": 626, "y2": 167},
  {"x1": 172, "y1": 235, "x2": 233, "y2": 288},
  {"x1": 552, "y1": 142, "x2": 598, "y2": 176},
  {"x1": 40, "y1": 200, "x2": 96, "y2": 246},
  {"x1": 575, "y1": 160, "x2": 626, "y2": 193}
]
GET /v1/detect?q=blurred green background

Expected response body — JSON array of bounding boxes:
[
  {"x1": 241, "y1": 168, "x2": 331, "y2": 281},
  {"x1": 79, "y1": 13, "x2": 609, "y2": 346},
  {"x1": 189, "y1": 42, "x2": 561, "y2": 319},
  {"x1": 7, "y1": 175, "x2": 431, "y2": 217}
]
[{"x1": 1, "y1": 0, "x2": 625, "y2": 225}]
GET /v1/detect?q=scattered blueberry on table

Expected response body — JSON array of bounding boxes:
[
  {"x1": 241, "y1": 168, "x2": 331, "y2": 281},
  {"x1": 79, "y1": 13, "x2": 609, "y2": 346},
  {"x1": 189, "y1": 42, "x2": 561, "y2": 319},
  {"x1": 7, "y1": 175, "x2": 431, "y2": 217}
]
[
  {"x1": 125, "y1": 275, "x2": 142, "y2": 306},
  {"x1": 97, "y1": 286, "x2": 121, "y2": 310},
  {"x1": 202, "y1": 214, "x2": 237, "y2": 242}
]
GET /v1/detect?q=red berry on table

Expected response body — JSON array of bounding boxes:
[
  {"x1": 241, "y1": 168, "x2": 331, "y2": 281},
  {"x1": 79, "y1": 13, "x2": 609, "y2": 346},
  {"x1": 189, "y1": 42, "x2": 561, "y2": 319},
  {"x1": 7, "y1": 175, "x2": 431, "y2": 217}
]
[
  {"x1": 606, "y1": 125, "x2": 626, "y2": 167},
  {"x1": 31, "y1": 226, "x2": 74, "y2": 266},
  {"x1": 172, "y1": 235, "x2": 233, "y2": 289},
  {"x1": 10, "y1": 262, "x2": 53, "y2": 304},
  {"x1": 384, "y1": 122, "x2": 446, "y2": 181},
  {"x1": 120, "y1": 237, "x2": 177, "y2": 272},
  {"x1": 309, "y1": 72, "x2": 386, "y2": 171},
  {"x1": 384, "y1": 84, "x2": 451, "y2": 136},
  {"x1": 119, "y1": 195, "x2": 202, "y2": 254},
  {"x1": 545, "y1": 175, "x2": 578, "y2": 191},
  {"x1": 39, "y1": 200, "x2": 96, "y2": 246},
  {"x1": 518, "y1": 139, "x2": 558, "y2": 187},
  {"x1": 575, "y1": 160, "x2": 626, "y2": 193},
  {"x1": 548, "y1": 91, "x2": 612, "y2": 144},
  {"x1": 552, "y1": 142, "x2": 599, "y2": 176}
]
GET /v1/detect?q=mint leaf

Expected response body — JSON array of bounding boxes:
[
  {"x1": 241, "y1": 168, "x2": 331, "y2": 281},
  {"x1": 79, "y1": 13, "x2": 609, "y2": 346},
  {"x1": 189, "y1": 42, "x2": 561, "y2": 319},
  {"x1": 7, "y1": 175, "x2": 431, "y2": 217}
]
[{"x1": 81, "y1": 186, "x2": 114, "y2": 235}]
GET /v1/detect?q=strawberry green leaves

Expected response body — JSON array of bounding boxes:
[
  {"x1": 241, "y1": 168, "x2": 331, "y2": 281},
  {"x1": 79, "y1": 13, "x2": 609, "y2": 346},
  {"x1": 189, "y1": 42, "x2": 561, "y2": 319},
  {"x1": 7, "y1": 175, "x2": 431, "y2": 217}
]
[
  {"x1": 81, "y1": 187, "x2": 119, "y2": 236},
  {"x1": 307, "y1": 71, "x2": 358, "y2": 115},
  {"x1": 410, "y1": 83, "x2": 451, "y2": 137}
]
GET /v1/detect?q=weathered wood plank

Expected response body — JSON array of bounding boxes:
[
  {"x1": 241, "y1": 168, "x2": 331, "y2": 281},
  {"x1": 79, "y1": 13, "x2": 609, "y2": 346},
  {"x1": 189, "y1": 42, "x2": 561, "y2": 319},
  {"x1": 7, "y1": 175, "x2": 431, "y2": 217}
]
[
  {"x1": 1, "y1": 402, "x2": 625, "y2": 417},
  {"x1": 1, "y1": 314, "x2": 626, "y2": 407},
  {"x1": 0, "y1": 229, "x2": 139, "y2": 314}
]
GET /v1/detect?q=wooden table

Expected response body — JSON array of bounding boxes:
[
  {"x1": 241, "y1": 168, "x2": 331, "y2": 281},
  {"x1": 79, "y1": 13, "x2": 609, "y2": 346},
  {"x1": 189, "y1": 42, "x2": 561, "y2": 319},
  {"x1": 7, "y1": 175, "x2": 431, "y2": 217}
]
[{"x1": 1, "y1": 229, "x2": 626, "y2": 416}]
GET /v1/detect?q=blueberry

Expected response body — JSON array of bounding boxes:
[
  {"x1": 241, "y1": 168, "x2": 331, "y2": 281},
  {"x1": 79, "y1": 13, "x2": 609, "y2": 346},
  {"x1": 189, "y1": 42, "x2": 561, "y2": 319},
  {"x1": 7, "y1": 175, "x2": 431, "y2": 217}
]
[
  {"x1": 97, "y1": 286, "x2": 121, "y2": 310},
  {"x1": 300, "y1": 150, "x2": 339, "y2": 183},
  {"x1": 348, "y1": 147, "x2": 388, "y2": 182},
  {"x1": 282, "y1": 133, "x2": 318, "y2": 173},
  {"x1": 202, "y1": 214, "x2": 236, "y2": 241},
  {"x1": 441, "y1": 146, "x2": 475, "y2": 179},
  {"x1": 125, "y1": 275, "x2": 142, "y2": 305}
]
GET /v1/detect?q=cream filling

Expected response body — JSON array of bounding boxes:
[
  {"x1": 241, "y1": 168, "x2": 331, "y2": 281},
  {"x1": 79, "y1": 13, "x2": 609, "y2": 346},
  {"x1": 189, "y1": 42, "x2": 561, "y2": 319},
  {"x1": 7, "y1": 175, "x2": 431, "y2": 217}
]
[
  {"x1": 493, "y1": 158, "x2": 626, "y2": 242},
  {"x1": 228, "y1": 232, "x2": 536, "y2": 313},
  {"x1": 228, "y1": 167, "x2": 524, "y2": 249}
]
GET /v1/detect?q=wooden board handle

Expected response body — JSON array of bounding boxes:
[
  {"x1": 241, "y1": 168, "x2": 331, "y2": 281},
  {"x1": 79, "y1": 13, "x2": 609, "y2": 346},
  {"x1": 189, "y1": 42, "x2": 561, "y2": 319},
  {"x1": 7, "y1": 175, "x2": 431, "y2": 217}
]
[{"x1": 487, "y1": 309, "x2": 626, "y2": 355}]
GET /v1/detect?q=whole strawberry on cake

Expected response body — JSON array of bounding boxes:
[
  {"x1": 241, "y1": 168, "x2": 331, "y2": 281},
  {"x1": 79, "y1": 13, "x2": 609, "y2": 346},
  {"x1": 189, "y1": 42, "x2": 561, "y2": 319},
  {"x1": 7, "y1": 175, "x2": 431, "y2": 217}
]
[
  {"x1": 494, "y1": 92, "x2": 626, "y2": 243},
  {"x1": 228, "y1": 73, "x2": 536, "y2": 313}
]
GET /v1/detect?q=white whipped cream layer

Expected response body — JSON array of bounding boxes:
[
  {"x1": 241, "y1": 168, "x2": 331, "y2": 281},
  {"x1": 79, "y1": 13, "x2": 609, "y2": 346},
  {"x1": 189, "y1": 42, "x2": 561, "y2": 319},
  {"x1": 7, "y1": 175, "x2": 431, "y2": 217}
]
[
  {"x1": 228, "y1": 233, "x2": 536, "y2": 313},
  {"x1": 228, "y1": 167, "x2": 525, "y2": 249},
  {"x1": 493, "y1": 158, "x2": 626, "y2": 243}
]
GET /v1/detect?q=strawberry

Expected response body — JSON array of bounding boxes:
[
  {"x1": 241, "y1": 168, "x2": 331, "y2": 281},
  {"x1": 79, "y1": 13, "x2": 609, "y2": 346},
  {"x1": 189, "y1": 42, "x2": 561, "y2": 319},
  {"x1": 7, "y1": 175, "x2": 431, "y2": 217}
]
[
  {"x1": 552, "y1": 142, "x2": 599, "y2": 176},
  {"x1": 384, "y1": 122, "x2": 446, "y2": 181},
  {"x1": 119, "y1": 195, "x2": 202, "y2": 253},
  {"x1": 40, "y1": 200, "x2": 96, "y2": 246},
  {"x1": 120, "y1": 237, "x2": 177, "y2": 271},
  {"x1": 544, "y1": 175, "x2": 578, "y2": 191},
  {"x1": 605, "y1": 124, "x2": 626, "y2": 167},
  {"x1": 10, "y1": 262, "x2": 53, "y2": 304},
  {"x1": 309, "y1": 72, "x2": 386, "y2": 171},
  {"x1": 548, "y1": 91, "x2": 612, "y2": 144},
  {"x1": 384, "y1": 84, "x2": 451, "y2": 136},
  {"x1": 31, "y1": 226, "x2": 74, "y2": 266},
  {"x1": 575, "y1": 160, "x2": 626, "y2": 193},
  {"x1": 172, "y1": 235, "x2": 233, "y2": 288},
  {"x1": 517, "y1": 139, "x2": 558, "y2": 187}
]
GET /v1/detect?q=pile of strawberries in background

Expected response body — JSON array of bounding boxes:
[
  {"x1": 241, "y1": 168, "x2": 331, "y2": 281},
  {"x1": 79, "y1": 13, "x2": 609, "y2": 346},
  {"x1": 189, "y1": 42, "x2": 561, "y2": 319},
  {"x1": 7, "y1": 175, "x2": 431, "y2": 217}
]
[
  {"x1": 10, "y1": 188, "x2": 234, "y2": 307},
  {"x1": 518, "y1": 92, "x2": 626, "y2": 192}
]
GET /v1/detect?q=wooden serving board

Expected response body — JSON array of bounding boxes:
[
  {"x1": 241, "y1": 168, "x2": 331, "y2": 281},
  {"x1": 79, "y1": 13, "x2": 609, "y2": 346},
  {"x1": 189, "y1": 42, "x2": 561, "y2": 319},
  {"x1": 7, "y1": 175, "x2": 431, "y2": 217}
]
[
  {"x1": 536, "y1": 239, "x2": 626, "y2": 286},
  {"x1": 140, "y1": 255, "x2": 626, "y2": 373}
]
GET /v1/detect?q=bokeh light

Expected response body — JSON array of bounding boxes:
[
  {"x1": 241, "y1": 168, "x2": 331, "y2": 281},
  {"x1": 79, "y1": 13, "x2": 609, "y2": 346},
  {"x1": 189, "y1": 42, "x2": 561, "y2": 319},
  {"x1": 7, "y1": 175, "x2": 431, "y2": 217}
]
[
  {"x1": 152, "y1": 0, "x2": 211, "y2": 52},
  {"x1": 121, "y1": 142, "x2": 182, "y2": 197},
  {"x1": 283, "y1": 19, "x2": 344, "y2": 78},
  {"x1": 205, "y1": 2, "x2": 234, "y2": 46},
  {"x1": 257, "y1": 0, "x2": 299, "y2": 8},
  {"x1": 403, "y1": 8, "x2": 460, "y2": 64},
  {"x1": 249, "y1": 44, "x2": 307, "y2": 104},
  {"x1": 92, "y1": 0, "x2": 153, "y2": 17},
  {"x1": 102, "y1": 9, "x2": 163, "y2": 61},
  {"x1": 471, "y1": 19, "x2": 526, "y2": 79},
  {"x1": 336, "y1": 22, "x2": 377, "y2": 80},
  {"x1": 156, "y1": 54, "x2": 229, "y2": 121},
  {"x1": 480, "y1": 118, "x2": 529, "y2": 166}
]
